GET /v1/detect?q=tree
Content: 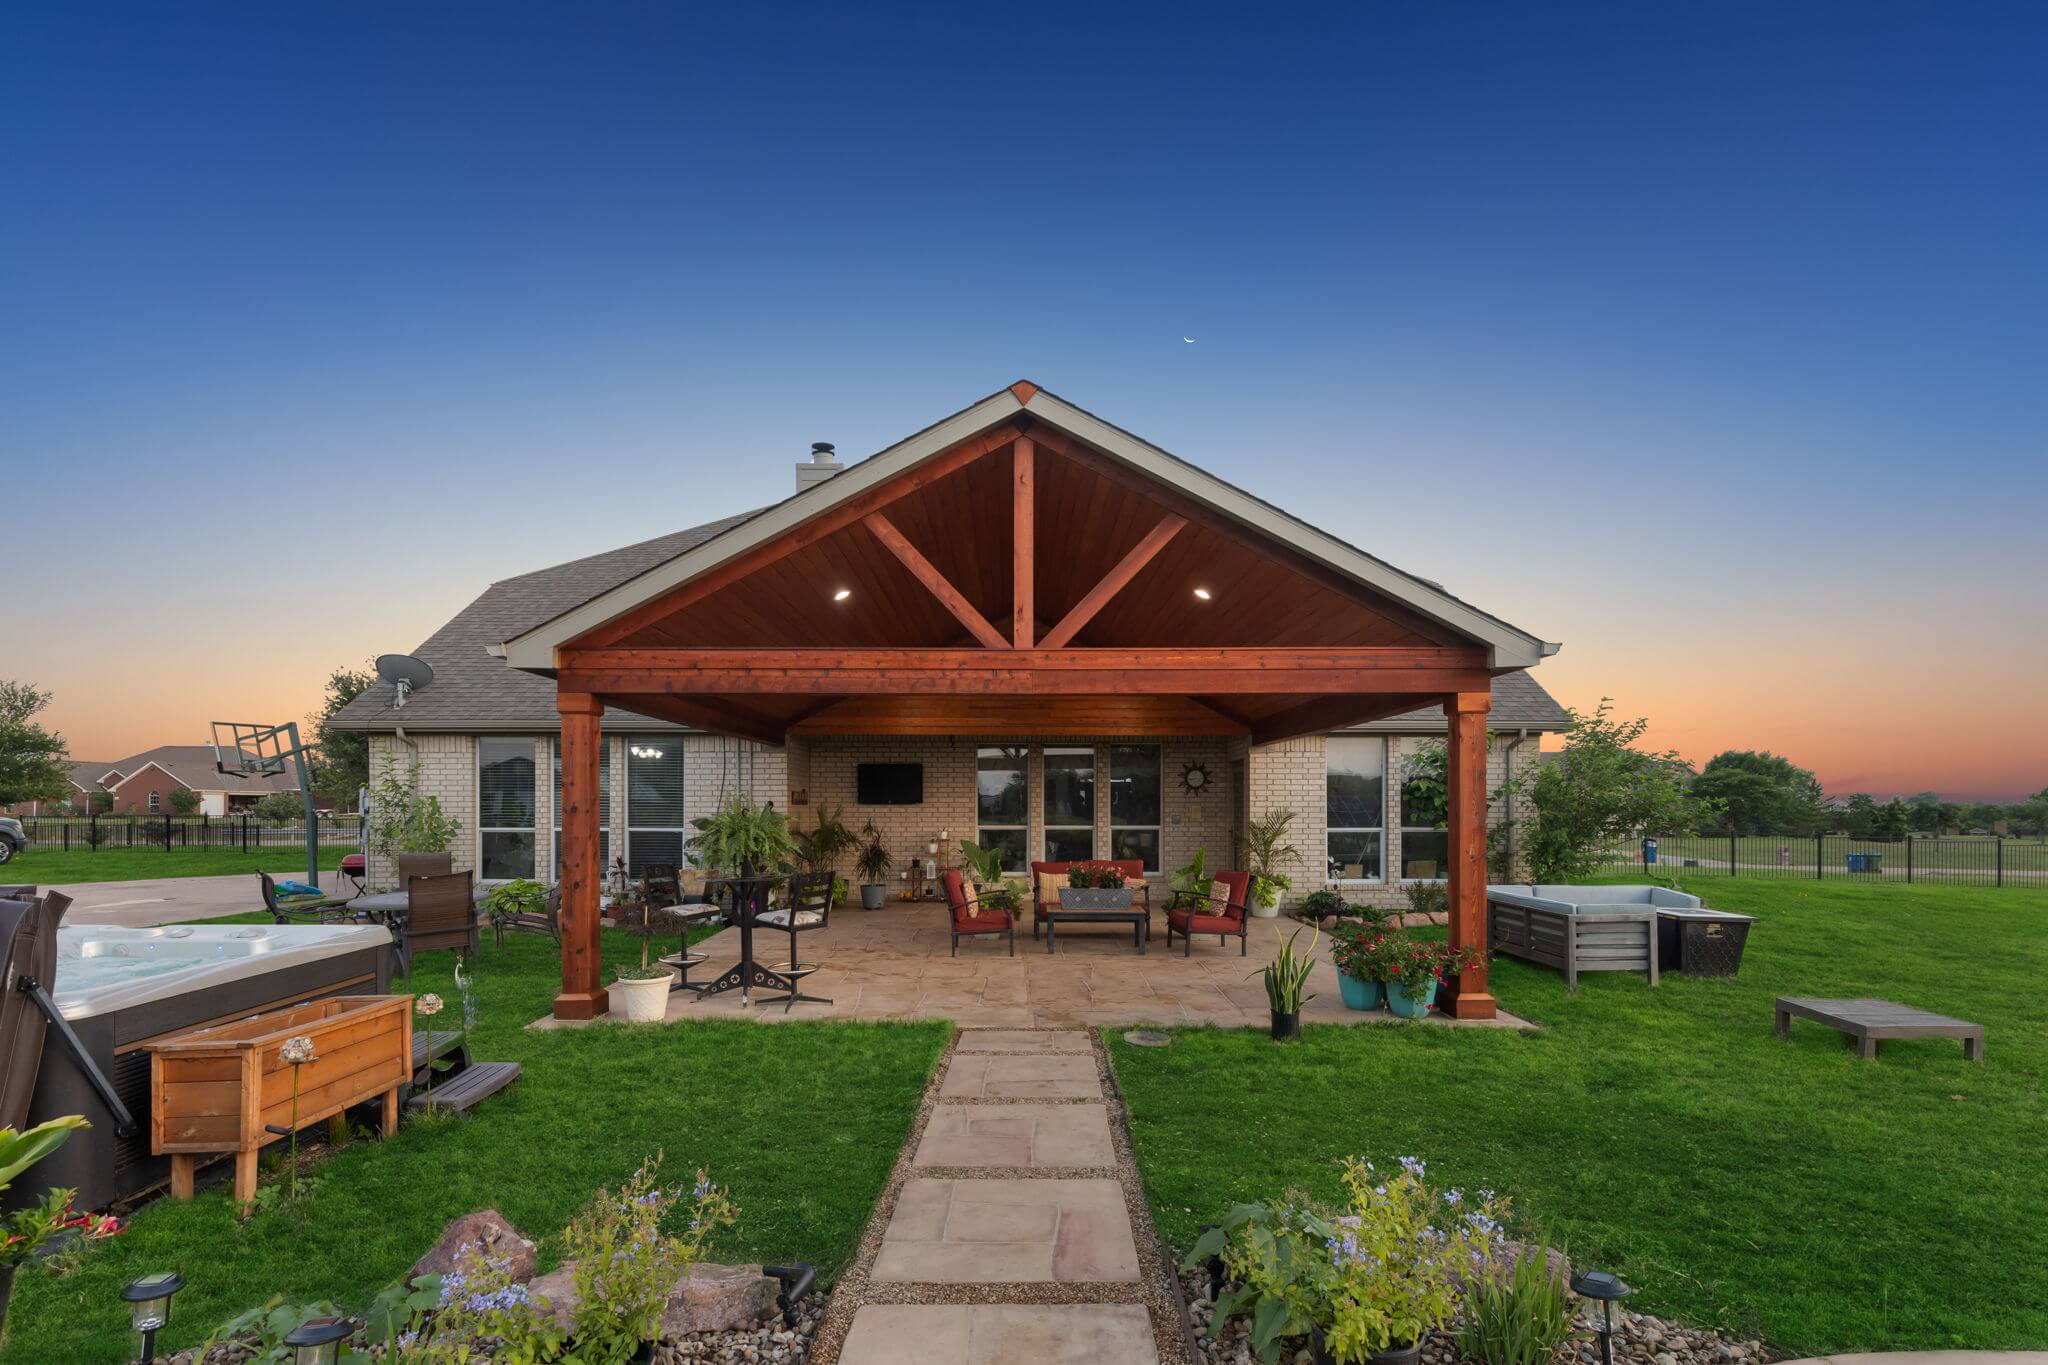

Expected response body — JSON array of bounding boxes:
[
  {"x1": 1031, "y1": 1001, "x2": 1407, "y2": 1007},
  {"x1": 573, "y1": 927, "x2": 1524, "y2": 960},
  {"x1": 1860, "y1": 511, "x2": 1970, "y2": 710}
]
[
  {"x1": 309, "y1": 661, "x2": 376, "y2": 806},
  {"x1": 0, "y1": 680, "x2": 70, "y2": 808},
  {"x1": 1840, "y1": 793, "x2": 1879, "y2": 839},
  {"x1": 253, "y1": 792, "x2": 304, "y2": 821},
  {"x1": 1690, "y1": 750, "x2": 1826, "y2": 835},
  {"x1": 1906, "y1": 792, "x2": 1946, "y2": 834},
  {"x1": 89, "y1": 789, "x2": 113, "y2": 815},
  {"x1": 1516, "y1": 700, "x2": 1708, "y2": 883},
  {"x1": 1870, "y1": 798, "x2": 1912, "y2": 842},
  {"x1": 168, "y1": 788, "x2": 203, "y2": 817},
  {"x1": 2014, "y1": 788, "x2": 2048, "y2": 838}
]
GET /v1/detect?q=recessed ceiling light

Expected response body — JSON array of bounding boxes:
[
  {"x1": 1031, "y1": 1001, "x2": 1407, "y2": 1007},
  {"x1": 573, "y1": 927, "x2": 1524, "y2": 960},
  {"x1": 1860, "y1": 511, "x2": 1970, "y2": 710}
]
[
  {"x1": 1192, "y1": 586, "x2": 1212, "y2": 601},
  {"x1": 833, "y1": 588, "x2": 852, "y2": 602}
]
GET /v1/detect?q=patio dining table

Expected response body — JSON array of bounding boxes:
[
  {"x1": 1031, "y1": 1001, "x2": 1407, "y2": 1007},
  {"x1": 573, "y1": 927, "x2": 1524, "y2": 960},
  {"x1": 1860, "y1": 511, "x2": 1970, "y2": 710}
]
[{"x1": 684, "y1": 873, "x2": 832, "y2": 1010}]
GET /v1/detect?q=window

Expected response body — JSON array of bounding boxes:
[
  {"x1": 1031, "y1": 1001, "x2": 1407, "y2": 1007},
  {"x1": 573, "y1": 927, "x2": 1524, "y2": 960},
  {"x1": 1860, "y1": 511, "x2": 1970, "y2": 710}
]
[
  {"x1": 1108, "y1": 745, "x2": 1162, "y2": 871},
  {"x1": 479, "y1": 737, "x2": 537, "y2": 879},
  {"x1": 1399, "y1": 744, "x2": 1449, "y2": 880},
  {"x1": 146, "y1": 791, "x2": 160, "y2": 813},
  {"x1": 976, "y1": 747, "x2": 1028, "y2": 873},
  {"x1": 1325, "y1": 736, "x2": 1386, "y2": 881},
  {"x1": 625, "y1": 740, "x2": 685, "y2": 877},
  {"x1": 1043, "y1": 747, "x2": 1096, "y2": 863},
  {"x1": 552, "y1": 737, "x2": 611, "y2": 878}
]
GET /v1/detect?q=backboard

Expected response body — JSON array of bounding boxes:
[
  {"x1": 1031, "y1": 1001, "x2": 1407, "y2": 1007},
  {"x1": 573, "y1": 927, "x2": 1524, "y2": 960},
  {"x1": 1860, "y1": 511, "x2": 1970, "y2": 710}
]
[{"x1": 210, "y1": 721, "x2": 296, "y2": 779}]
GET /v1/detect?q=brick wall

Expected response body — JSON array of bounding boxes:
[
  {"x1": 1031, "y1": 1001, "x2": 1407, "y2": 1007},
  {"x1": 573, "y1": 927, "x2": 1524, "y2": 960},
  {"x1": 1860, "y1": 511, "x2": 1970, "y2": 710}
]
[{"x1": 365, "y1": 733, "x2": 478, "y2": 890}]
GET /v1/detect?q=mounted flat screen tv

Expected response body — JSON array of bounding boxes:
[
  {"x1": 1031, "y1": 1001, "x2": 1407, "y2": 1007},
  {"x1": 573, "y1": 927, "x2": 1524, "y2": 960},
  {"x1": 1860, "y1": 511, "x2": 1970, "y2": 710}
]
[{"x1": 857, "y1": 762, "x2": 924, "y2": 806}]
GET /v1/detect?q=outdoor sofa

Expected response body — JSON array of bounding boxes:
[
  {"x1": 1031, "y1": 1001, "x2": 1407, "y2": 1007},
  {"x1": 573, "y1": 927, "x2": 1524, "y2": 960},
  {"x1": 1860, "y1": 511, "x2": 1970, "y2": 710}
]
[{"x1": 1486, "y1": 885, "x2": 1755, "y2": 987}]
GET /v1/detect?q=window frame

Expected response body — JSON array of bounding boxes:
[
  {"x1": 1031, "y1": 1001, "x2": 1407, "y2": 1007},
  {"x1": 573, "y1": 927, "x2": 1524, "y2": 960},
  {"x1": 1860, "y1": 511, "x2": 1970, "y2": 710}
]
[
  {"x1": 1042, "y1": 746, "x2": 1097, "y2": 864},
  {"x1": 478, "y1": 736, "x2": 538, "y2": 880},
  {"x1": 1324, "y1": 735, "x2": 1388, "y2": 884},
  {"x1": 146, "y1": 791, "x2": 160, "y2": 814},
  {"x1": 624, "y1": 738, "x2": 687, "y2": 878},
  {"x1": 1108, "y1": 744, "x2": 1162, "y2": 873},
  {"x1": 1398, "y1": 742, "x2": 1450, "y2": 883},
  {"x1": 975, "y1": 746, "x2": 1029, "y2": 874}
]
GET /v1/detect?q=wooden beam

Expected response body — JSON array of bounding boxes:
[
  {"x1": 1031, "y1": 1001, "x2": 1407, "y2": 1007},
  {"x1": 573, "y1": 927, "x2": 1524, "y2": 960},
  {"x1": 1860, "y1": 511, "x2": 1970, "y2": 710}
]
[
  {"x1": 605, "y1": 693, "x2": 790, "y2": 748},
  {"x1": 1028, "y1": 426, "x2": 1464, "y2": 648},
  {"x1": 574, "y1": 424, "x2": 1022, "y2": 649},
  {"x1": 788, "y1": 694, "x2": 1247, "y2": 737},
  {"x1": 1039, "y1": 514, "x2": 1187, "y2": 649},
  {"x1": 1247, "y1": 693, "x2": 1440, "y2": 746},
  {"x1": 1013, "y1": 436, "x2": 1035, "y2": 647},
  {"x1": 1445, "y1": 690, "x2": 1495, "y2": 1021},
  {"x1": 554, "y1": 691, "x2": 608, "y2": 1022},
  {"x1": 861, "y1": 512, "x2": 1009, "y2": 650},
  {"x1": 557, "y1": 646, "x2": 1492, "y2": 698}
]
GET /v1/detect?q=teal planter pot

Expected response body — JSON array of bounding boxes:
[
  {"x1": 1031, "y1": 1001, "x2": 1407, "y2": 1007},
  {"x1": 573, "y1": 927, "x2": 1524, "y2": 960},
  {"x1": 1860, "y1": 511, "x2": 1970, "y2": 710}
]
[
  {"x1": 1337, "y1": 971, "x2": 1384, "y2": 1011},
  {"x1": 1385, "y1": 978, "x2": 1435, "y2": 1019}
]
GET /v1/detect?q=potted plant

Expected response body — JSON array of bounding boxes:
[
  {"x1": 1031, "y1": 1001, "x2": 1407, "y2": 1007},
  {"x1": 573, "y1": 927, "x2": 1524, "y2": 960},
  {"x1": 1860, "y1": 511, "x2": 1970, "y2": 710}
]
[
  {"x1": 1382, "y1": 940, "x2": 1483, "y2": 1019},
  {"x1": 1257, "y1": 923, "x2": 1318, "y2": 1039},
  {"x1": 686, "y1": 792, "x2": 799, "y2": 880},
  {"x1": 855, "y1": 823, "x2": 893, "y2": 910},
  {"x1": 958, "y1": 840, "x2": 1025, "y2": 917},
  {"x1": 609, "y1": 895, "x2": 676, "y2": 1022},
  {"x1": 795, "y1": 803, "x2": 859, "y2": 908},
  {"x1": 1061, "y1": 860, "x2": 1133, "y2": 910},
  {"x1": 1237, "y1": 810, "x2": 1299, "y2": 918},
  {"x1": 1327, "y1": 923, "x2": 1389, "y2": 1011}
]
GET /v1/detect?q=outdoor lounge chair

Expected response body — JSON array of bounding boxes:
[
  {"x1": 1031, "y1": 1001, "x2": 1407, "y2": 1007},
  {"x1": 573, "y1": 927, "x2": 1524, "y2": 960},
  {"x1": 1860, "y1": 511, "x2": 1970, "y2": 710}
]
[
  {"x1": 1028, "y1": 859, "x2": 1149, "y2": 939},
  {"x1": 258, "y1": 870, "x2": 359, "y2": 925},
  {"x1": 1164, "y1": 868, "x2": 1252, "y2": 956},
  {"x1": 491, "y1": 883, "x2": 561, "y2": 948},
  {"x1": 396, "y1": 870, "x2": 482, "y2": 977},
  {"x1": 942, "y1": 869, "x2": 1015, "y2": 956},
  {"x1": 755, "y1": 870, "x2": 832, "y2": 975}
]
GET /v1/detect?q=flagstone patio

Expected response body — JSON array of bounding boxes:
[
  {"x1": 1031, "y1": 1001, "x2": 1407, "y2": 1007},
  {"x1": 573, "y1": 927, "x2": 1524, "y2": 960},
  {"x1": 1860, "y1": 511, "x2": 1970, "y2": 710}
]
[{"x1": 535, "y1": 902, "x2": 1535, "y2": 1030}]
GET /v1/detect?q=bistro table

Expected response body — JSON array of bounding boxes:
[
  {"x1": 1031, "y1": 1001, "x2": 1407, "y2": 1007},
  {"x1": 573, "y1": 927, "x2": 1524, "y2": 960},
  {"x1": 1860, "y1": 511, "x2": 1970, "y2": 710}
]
[{"x1": 686, "y1": 874, "x2": 833, "y2": 1010}]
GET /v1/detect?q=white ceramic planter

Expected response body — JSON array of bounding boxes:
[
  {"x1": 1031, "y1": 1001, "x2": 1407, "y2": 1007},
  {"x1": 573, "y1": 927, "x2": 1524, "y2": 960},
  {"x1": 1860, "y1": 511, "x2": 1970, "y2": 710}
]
[{"x1": 610, "y1": 972, "x2": 673, "y2": 1023}]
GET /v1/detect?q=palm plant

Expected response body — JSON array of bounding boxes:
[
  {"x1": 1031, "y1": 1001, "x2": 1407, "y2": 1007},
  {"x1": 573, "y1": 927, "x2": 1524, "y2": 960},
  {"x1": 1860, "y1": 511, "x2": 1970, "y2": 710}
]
[
  {"x1": 1236, "y1": 809, "x2": 1300, "y2": 913},
  {"x1": 855, "y1": 823, "x2": 893, "y2": 885}
]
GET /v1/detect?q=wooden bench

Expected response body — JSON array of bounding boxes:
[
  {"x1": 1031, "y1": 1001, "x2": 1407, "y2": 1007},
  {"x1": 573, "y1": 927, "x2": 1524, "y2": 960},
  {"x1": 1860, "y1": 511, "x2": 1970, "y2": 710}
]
[
  {"x1": 1774, "y1": 997, "x2": 1982, "y2": 1061},
  {"x1": 406, "y1": 1060, "x2": 522, "y2": 1115}
]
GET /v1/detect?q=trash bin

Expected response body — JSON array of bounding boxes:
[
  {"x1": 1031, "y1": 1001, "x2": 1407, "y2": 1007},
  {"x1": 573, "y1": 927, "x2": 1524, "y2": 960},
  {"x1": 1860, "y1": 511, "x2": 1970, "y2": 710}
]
[
  {"x1": 1643, "y1": 838, "x2": 1659, "y2": 866},
  {"x1": 1656, "y1": 910, "x2": 1755, "y2": 977},
  {"x1": 1845, "y1": 853, "x2": 1884, "y2": 874}
]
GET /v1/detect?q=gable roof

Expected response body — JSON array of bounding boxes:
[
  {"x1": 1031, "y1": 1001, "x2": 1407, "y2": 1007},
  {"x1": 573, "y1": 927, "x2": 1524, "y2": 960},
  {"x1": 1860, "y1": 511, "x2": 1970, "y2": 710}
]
[
  {"x1": 99, "y1": 746, "x2": 308, "y2": 795},
  {"x1": 502, "y1": 382, "x2": 1557, "y2": 672},
  {"x1": 68, "y1": 760, "x2": 115, "y2": 791}
]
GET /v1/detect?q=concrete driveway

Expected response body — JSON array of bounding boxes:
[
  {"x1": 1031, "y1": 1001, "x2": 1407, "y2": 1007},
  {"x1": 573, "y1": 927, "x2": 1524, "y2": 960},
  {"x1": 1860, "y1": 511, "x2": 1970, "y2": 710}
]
[{"x1": 43, "y1": 870, "x2": 314, "y2": 927}]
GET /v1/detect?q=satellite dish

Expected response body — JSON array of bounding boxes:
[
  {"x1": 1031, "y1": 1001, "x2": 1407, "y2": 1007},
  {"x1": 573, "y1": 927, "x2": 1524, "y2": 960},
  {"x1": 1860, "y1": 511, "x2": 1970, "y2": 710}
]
[{"x1": 376, "y1": 654, "x2": 435, "y2": 709}]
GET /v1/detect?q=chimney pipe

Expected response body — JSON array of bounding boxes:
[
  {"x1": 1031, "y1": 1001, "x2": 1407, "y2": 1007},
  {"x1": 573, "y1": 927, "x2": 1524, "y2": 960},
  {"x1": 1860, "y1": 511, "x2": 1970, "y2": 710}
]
[{"x1": 795, "y1": 441, "x2": 843, "y2": 493}]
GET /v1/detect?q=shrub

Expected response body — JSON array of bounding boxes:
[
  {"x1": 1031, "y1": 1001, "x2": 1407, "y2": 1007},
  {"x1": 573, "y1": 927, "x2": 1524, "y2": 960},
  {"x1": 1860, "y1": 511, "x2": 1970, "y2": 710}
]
[
  {"x1": 1299, "y1": 888, "x2": 1349, "y2": 922},
  {"x1": 1458, "y1": 1240, "x2": 1576, "y2": 1365},
  {"x1": 1328, "y1": 923, "x2": 1395, "y2": 983},
  {"x1": 564, "y1": 1154, "x2": 736, "y2": 1361},
  {"x1": 1403, "y1": 880, "x2": 1449, "y2": 919}
]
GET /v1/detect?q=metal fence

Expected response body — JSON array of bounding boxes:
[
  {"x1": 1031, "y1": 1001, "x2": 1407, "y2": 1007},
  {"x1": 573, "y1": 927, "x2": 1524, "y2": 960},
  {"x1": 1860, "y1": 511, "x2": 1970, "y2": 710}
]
[
  {"x1": 17, "y1": 815, "x2": 361, "y2": 852},
  {"x1": 1604, "y1": 833, "x2": 2047, "y2": 888}
]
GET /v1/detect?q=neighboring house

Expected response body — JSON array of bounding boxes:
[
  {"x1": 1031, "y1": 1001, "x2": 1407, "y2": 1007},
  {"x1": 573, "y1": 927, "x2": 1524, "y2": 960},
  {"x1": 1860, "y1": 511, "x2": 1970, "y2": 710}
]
[
  {"x1": 331, "y1": 383, "x2": 1569, "y2": 912},
  {"x1": 1, "y1": 760, "x2": 118, "y2": 816},
  {"x1": 4, "y1": 748, "x2": 329, "y2": 817}
]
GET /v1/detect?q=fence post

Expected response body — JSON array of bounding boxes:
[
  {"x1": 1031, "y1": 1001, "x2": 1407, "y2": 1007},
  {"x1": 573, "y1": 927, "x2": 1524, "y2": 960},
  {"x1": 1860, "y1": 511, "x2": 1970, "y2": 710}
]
[
  {"x1": 1996, "y1": 835, "x2": 2004, "y2": 888},
  {"x1": 1906, "y1": 836, "x2": 1914, "y2": 883},
  {"x1": 1816, "y1": 833, "x2": 1824, "y2": 880},
  {"x1": 1729, "y1": 830, "x2": 1737, "y2": 877},
  {"x1": 63, "y1": 822, "x2": 70, "y2": 852}
]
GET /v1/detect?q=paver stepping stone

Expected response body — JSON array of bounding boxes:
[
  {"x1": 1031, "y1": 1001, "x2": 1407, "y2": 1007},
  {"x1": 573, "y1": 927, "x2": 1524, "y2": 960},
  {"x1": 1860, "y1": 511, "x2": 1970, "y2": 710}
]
[
  {"x1": 873, "y1": 1177, "x2": 1139, "y2": 1283},
  {"x1": 838, "y1": 1303, "x2": 1158, "y2": 1365},
  {"x1": 937, "y1": 1051, "x2": 1102, "y2": 1100},
  {"x1": 956, "y1": 1029, "x2": 1091, "y2": 1052},
  {"x1": 913, "y1": 1102, "x2": 1115, "y2": 1168}
]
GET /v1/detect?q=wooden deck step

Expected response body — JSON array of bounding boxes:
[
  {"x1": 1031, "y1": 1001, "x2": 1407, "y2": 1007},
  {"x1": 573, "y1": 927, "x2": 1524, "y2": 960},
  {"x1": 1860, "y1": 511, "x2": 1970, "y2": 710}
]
[
  {"x1": 406, "y1": 1060, "x2": 522, "y2": 1115},
  {"x1": 411, "y1": 1029, "x2": 469, "y2": 1083}
]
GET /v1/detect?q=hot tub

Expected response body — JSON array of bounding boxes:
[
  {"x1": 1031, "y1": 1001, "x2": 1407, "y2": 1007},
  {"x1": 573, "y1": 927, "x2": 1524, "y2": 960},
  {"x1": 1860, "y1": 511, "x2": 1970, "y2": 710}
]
[{"x1": 12, "y1": 922, "x2": 391, "y2": 1213}]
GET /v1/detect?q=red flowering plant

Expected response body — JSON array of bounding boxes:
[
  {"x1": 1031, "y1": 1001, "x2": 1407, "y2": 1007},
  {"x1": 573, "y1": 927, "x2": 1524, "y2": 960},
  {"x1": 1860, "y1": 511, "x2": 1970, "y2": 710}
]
[
  {"x1": 1066, "y1": 861, "x2": 1128, "y2": 890},
  {"x1": 1327, "y1": 922, "x2": 1396, "y2": 983},
  {"x1": 1382, "y1": 938, "x2": 1486, "y2": 1002}
]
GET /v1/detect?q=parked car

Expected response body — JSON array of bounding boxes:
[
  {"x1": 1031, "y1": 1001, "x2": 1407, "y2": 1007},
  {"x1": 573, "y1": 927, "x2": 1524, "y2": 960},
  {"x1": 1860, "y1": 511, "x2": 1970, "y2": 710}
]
[{"x1": 0, "y1": 815, "x2": 25, "y2": 864}]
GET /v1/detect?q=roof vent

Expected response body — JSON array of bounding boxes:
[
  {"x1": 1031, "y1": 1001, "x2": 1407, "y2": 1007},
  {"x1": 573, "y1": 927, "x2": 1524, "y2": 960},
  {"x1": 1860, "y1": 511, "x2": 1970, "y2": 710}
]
[{"x1": 796, "y1": 441, "x2": 842, "y2": 494}]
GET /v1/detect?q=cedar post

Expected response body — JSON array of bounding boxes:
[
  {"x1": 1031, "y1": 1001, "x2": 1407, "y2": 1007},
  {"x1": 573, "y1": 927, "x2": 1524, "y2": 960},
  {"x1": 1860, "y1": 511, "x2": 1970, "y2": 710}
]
[
  {"x1": 1445, "y1": 690, "x2": 1496, "y2": 1020},
  {"x1": 554, "y1": 690, "x2": 609, "y2": 1021}
]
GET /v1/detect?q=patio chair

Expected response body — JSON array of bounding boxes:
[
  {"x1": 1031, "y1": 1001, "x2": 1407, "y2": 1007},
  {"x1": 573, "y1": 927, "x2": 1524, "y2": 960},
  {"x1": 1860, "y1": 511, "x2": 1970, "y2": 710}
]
[
  {"x1": 1029, "y1": 858, "x2": 1150, "y2": 939},
  {"x1": 1164, "y1": 868, "x2": 1252, "y2": 956},
  {"x1": 640, "y1": 864, "x2": 681, "y2": 909},
  {"x1": 943, "y1": 869, "x2": 1015, "y2": 957},
  {"x1": 755, "y1": 870, "x2": 832, "y2": 976},
  {"x1": 396, "y1": 870, "x2": 482, "y2": 977},
  {"x1": 258, "y1": 871, "x2": 359, "y2": 925},
  {"x1": 491, "y1": 883, "x2": 561, "y2": 948},
  {"x1": 396, "y1": 851, "x2": 454, "y2": 889}
]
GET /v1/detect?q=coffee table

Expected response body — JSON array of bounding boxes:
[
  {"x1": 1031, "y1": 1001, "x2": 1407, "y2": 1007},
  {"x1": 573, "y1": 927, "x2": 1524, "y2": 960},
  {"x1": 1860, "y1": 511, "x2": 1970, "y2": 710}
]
[{"x1": 1043, "y1": 907, "x2": 1149, "y2": 955}]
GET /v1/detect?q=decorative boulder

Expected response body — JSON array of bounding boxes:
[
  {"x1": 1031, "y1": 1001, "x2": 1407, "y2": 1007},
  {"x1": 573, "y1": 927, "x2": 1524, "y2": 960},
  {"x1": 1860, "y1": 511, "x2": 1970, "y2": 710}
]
[
  {"x1": 529, "y1": 1261, "x2": 581, "y2": 1330},
  {"x1": 662, "y1": 1262, "x2": 781, "y2": 1334},
  {"x1": 409, "y1": 1209, "x2": 538, "y2": 1285}
]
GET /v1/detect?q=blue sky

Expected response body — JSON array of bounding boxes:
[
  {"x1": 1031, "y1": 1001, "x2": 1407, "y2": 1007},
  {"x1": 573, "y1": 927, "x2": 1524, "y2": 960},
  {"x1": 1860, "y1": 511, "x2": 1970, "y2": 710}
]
[{"x1": 5, "y1": 2, "x2": 2044, "y2": 798}]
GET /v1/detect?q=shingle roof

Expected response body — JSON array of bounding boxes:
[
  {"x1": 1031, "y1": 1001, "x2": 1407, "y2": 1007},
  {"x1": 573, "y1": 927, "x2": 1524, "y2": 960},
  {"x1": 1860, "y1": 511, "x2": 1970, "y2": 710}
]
[
  {"x1": 68, "y1": 760, "x2": 115, "y2": 791},
  {"x1": 329, "y1": 502, "x2": 1570, "y2": 736},
  {"x1": 327, "y1": 512, "x2": 761, "y2": 734}
]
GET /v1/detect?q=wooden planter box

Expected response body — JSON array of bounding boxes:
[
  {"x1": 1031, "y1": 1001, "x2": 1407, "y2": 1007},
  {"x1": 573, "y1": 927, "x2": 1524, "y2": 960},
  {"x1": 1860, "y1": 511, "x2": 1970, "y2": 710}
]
[{"x1": 146, "y1": 995, "x2": 412, "y2": 1203}]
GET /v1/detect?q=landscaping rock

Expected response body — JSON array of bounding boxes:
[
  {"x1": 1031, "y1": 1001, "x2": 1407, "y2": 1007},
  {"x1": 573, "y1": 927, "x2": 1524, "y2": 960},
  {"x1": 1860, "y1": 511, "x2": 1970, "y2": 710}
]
[
  {"x1": 663, "y1": 1262, "x2": 782, "y2": 1334},
  {"x1": 409, "y1": 1208, "x2": 538, "y2": 1285},
  {"x1": 529, "y1": 1260, "x2": 581, "y2": 1330}
]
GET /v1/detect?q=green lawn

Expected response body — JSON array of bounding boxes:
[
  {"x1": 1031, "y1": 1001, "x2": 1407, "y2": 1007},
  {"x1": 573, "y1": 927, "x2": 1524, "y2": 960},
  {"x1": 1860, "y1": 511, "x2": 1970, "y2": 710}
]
[
  {"x1": 1, "y1": 843, "x2": 348, "y2": 883},
  {"x1": 1108, "y1": 880, "x2": 2048, "y2": 1355},
  {"x1": 4, "y1": 928, "x2": 948, "y2": 1363}
]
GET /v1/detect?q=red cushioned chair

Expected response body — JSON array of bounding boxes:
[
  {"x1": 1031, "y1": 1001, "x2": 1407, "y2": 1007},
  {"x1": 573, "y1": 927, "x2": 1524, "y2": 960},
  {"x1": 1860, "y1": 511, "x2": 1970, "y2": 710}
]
[
  {"x1": 1029, "y1": 859, "x2": 1149, "y2": 939},
  {"x1": 1164, "y1": 868, "x2": 1252, "y2": 956},
  {"x1": 943, "y1": 869, "x2": 1015, "y2": 957}
]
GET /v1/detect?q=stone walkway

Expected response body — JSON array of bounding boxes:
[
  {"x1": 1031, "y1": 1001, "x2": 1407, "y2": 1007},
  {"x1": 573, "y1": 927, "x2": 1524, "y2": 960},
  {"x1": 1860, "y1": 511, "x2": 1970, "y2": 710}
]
[{"x1": 809, "y1": 1027, "x2": 1191, "y2": 1365}]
